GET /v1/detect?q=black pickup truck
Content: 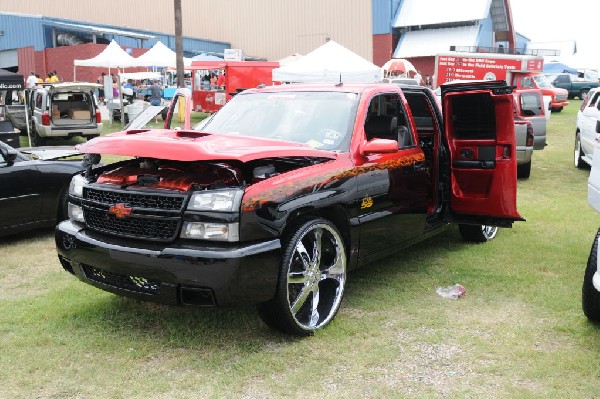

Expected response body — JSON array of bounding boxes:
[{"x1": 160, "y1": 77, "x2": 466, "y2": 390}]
[{"x1": 55, "y1": 82, "x2": 522, "y2": 335}]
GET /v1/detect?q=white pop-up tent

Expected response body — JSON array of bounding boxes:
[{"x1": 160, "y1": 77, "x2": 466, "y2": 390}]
[
  {"x1": 133, "y1": 41, "x2": 192, "y2": 67},
  {"x1": 73, "y1": 40, "x2": 138, "y2": 79},
  {"x1": 272, "y1": 40, "x2": 382, "y2": 83}
]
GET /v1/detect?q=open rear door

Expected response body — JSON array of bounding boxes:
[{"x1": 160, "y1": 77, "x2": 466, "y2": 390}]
[
  {"x1": 164, "y1": 88, "x2": 192, "y2": 130},
  {"x1": 441, "y1": 81, "x2": 523, "y2": 227}
]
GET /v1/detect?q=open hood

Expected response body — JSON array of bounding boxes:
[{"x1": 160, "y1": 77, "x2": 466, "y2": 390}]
[
  {"x1": 77, "y1": 129, "x2": 337, "y2": 163},
  {"x1": 20, "y1": 146, "x2": 81, "y2": 161}
]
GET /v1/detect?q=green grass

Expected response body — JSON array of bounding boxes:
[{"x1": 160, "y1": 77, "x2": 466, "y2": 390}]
[{"x1": 3, "y1": 102, "x2": 600, "y2": 398}]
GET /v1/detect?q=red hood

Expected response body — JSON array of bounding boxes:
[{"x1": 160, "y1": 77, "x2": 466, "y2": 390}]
[{"x1": 77, "y1": 129, "x2": 337, "y2": 162}]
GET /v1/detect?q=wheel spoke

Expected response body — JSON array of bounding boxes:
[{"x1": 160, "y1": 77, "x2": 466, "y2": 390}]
[
  {"x1": 295, "y1": 241, "x2": 311, "y2": 269},
  {"x1": 321, "y1": 254, "x2": 345, "y2": 281},
  {"x1": 311, "y1": 228, "x2": 323, "y2": 268},
  {"x1": 309, "y1": 285, "x2": 320, "y2": 327},
  {"x1": 290, "y1": 284, "x2": 311, "y2": 314},
  {"x1": 288, "y1": 270, "x2": 308, "y2": 285}
]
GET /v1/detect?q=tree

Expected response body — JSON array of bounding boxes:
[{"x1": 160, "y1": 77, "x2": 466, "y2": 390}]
[{"x1": 174, "y1": 0, "x2": 184, "y2": 88}]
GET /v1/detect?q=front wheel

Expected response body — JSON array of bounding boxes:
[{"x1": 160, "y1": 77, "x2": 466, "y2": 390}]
[
  {"x1": 583, "y1": 228, "x2": 600, "y2": 322},
  {"x1": 459, "y1": 224, "x2": 498, "y2": 243},
  {"x1": 575, "y1": 132, "x2": 586, "y2": 169},
  {"x1": 257, "y1": 218, "x2": 347, "y2": 336}
]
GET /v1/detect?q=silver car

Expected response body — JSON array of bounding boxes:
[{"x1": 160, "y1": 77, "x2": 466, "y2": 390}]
[{"x1": 29, "y1": 82, "x2": 103, "y2": 146}]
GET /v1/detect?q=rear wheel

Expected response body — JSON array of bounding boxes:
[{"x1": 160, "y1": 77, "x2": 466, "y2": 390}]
[
  {"x1": 583, "y1": 228, "x2": 600, "y2": 322},
  {"x1": 31, "y1": 126, "x2": 45, "y2": 147},
  {"x1": 579, "y1": 89, "x2": 590, "y2": 100},
  {"x1": 257, "y1": 218, "x2": 347, "y2": 336},
  {"x1": 517, "y1": 161, "x2": 531, "y2": 179},
  {"x1": 552, "y1": 107, "x2": 563, "y2": 113},
  {"x1": 459, "y1": 224, "x2": 498, "y2": 243},
  {"x1": 575, "y1": 131, "x2": 586, "y2": 169}
]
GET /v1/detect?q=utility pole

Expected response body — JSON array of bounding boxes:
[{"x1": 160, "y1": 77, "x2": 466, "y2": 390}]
[{"x1": 174, "y1": 0, "x2": 184, "y2": 88}]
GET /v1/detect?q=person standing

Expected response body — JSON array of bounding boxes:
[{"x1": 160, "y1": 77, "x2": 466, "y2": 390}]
[
  {"x1": 148, "y1": 80, "x2": 162, "y2": 106},
  {"x1": 26, "y1": 72, "x2": 38, "y2": 88}
]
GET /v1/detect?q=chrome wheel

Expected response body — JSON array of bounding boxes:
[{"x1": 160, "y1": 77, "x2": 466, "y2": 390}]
[
  {"x1": 257, "y1": 218, "x2": 347, "y2": 335},
  {"x1": 459, "y1": 224, "x2": 498, "y2": 243},
  {"x1": 481, "y1": 225, "x2": 498, "y2": 240},
  {"x1": 286, "y1": 222, "x2": 346, "y2": 332},
  {"x1": 575, "y1": 132, "x2": 586, "y2": 169}
]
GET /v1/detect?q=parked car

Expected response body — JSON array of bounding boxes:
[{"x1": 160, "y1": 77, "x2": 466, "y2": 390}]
[
  {"x1": 56, "y1": 82, "x2": 522, "y2": 335},
  {"x1": 546, "y1": 73, "x2": 599, "y2": 100},
  {"x1": 513, "y1": 88, "x2": 547, "y2": 150},
  {"x1": 0, "y1": 141, "x2": 89, "y2": 237},
  {"x1": 583, "y1": 138, "x2": 600, "y2": 320},
  {"x1": 511, "y1": 72, "x2": 569, "y2": 112},
  {"x1": 28, "y1": 82, "x2": 103, "y2": 146},
  {"x1": 514, "y1": 117, "x2": 534, "y2": 179},
  {"x1": 575, "y1": 87, "x2": 600, "y2": 168}
]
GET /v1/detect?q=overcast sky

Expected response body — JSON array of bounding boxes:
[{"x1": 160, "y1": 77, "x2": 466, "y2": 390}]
[{"x1": 510, "y1": 0, "x2": 598, "y2": 68}]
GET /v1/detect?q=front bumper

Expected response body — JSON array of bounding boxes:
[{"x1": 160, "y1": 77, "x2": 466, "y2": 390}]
[
  {"x1": 56, "y1": 220, "x2": 281, "y2": 307},
  {"x1": 551, "y1": 100, "x2": 569, "y2": 110}
]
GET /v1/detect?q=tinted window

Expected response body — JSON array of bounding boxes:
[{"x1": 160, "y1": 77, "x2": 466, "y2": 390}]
[
  {"x1": 197, "y1": 91, "x2": 358, "y2": 151},
  {"x1": 520, "y1": 92, "x2": 542, "y2": 116},
  {"x1": 449, "y1": 93, "x2": 496, "y2": 139}
]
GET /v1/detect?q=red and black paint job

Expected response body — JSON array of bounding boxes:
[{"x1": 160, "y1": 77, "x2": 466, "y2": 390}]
[{"x1": 55, "y1": 82, "x2": 522, "y2": 314}]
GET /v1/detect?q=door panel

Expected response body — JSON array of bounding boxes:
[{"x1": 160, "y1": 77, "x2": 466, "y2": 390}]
[
  {"x1": 441, "y1": 81, "x2": 522, "y2": 226},
  {"x1": 0, "y1": 162, "x2": 42, "y2": 229}
]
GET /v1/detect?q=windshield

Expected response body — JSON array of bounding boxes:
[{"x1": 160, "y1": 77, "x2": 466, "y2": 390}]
[
  {"x1": 533, "y1": 75, "x2": 552, "y2": 89},
  {"x1": 194, "y1": 91, "x2": 359, "y2": 151}
]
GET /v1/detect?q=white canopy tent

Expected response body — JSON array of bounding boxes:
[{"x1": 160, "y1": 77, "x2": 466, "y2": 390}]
[
  {"x1": 73, "y1": 40, "x2": 139, "y2": 79},
  {"x1": 134, "y1": 41, "x2": 192, "y2": 67},
  {"x1": 272, "y1": 40, "x2": 382, "y2": 83}
]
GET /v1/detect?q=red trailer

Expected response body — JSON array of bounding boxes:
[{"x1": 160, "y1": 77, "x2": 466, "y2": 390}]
[{"x1": 189, "y1": 60, "x2": 279, "y2": 113}]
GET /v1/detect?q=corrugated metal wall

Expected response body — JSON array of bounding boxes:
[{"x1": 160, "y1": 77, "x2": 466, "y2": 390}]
[
  {"x1": 0, "y1": 0, "x2": 374, "y2": 61},
  {"x1": 0, "y1": 13, "x2": 46, "y2": 51}
]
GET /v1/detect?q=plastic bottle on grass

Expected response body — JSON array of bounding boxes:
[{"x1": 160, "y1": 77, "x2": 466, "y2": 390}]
[{"x1": 436, "y1": 283, "x2": 466, "y2": 300}]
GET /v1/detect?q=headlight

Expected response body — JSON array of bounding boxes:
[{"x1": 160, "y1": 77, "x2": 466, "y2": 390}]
[
  {"x1": 69, "y1": 174, "x2": 88, "y2": 198},
  {"x1": 181, "y1": 222, "x2": 239, "y2": 241},
  {"x1": 68, "y1": 203, "x2": 85, "y2": 222},
  {"x1": 188, "y1": 189, "x2": 243, "y2": 212}
]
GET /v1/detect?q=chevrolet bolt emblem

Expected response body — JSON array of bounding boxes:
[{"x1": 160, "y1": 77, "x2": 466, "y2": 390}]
[{"x1": 108, "y1": 203, "x2": 133, "y2": 218}]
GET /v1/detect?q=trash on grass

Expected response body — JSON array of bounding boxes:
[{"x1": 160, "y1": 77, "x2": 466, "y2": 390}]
[{"x1": 436, "y1": 283, "x2": 466, "y2": 300}]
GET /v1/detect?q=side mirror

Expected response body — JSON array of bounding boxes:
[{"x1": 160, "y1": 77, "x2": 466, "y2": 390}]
[
  {"x1": 362, "y1": 138, "x2": 398, "y2": 155},
  {"x1": 1, "y1": 147, "x2": 18, "y2": 165}
]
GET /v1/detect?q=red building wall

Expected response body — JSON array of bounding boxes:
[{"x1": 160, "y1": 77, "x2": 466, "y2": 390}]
[
  {"x1": 406, "y1": 56, "x2": 436, "y2": 86},
  {"x1": 372, "y1": 33, "x2": 396, "y2": 67},
  {"x1": 16, "y1": 43, "x2": 149, "y2": 83}
]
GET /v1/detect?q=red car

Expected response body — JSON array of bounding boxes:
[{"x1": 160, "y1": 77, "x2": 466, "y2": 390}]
[{"x1": 56, "y1": 82, "x2": 522, "y2": 335}]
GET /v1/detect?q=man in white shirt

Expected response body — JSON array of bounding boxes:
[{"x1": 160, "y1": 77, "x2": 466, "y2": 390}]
[{"x1": 26, "y1": 72, "x2": 38, "y2": 88}]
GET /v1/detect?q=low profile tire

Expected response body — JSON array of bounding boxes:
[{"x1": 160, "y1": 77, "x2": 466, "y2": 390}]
[
  {"x1": 257, "y1": 218, "x2": 347, "y2": 336},
  {"x1": 583, "y1": 228, "x2": 600, "y2": 322},
  {"x1": 575, "y1": 132, "x2": 586, "y2": 169},
  {"x1": 517, "y1": 161, "x2": 531, "y2": 179},
  {"x1": 459, "y1": 224, "x2": 498, "y2": 243}
]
